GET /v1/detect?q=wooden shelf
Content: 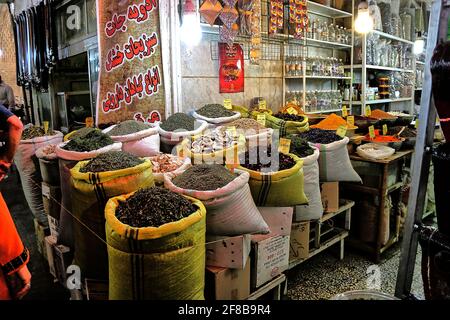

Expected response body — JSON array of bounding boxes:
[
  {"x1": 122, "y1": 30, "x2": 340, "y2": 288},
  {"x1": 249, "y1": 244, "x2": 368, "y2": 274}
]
[
  {"x1": 321, "y1": 200, "x2": 355, "y2": 223},
  {"x1": 247, "y1": 274, "x2": 286, "y2": 301}
]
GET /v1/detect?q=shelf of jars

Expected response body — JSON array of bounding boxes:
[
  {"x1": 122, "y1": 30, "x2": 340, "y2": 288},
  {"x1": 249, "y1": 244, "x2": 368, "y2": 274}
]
[
  {"x1": 347, "y1": 65, "x2": 414, "y2": 73},
  {"x1": 286, "y1": 89, "x2": 346, "y2": 114},
  {"x1": 285, "y1": 75, "x2": 352, "y2": 80},
  {"x1": 306, "y1": 1, "x2": 353, "y2": 19},
  {"x1": 347, "y1": 97, "x2": 413, "y2": 105},
  {"x1": 370, "y1": 29, "x2": 415, "y2": 45}
]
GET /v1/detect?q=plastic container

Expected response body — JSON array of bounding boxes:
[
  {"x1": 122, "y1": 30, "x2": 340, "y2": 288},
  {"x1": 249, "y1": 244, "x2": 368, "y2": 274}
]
[{"x1": 330, "y1": 290, "x2": 400, "y2": 300}]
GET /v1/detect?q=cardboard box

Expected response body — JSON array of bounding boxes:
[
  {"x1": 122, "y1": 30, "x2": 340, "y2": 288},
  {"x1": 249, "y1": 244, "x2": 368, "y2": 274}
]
[
  {"x1": 251, "y1": 234, "x2": 290, "y2": 289},
  {"x1": 45, "y1": 235, "x2": 57, "y2": 278},
  {"x1": 289, "y1": 222, "x2": 310, "y2": 261},
  {"x1": 53, "y1": 244, "x2": 72, "y2": 287},
  {"x1": 42, "y1": 182, "x2": 61, "y2": 219},
  {"x1": 206, "y1": 234, "x2": 251, "y2": 269},
  {"x1": 34, "y1": 219, "x2": 50, "y2": 260},
  {"x1": 205, "y1": 258, "x2": 251, "y2": 300},
  {"x1": 321, "y1": 182, "x2": 339, "y2": 213},
  {"x1": 258, "y1": 207, "x2": 293, "y2": 236},
  {"x1": 47, "y1": 215, "x2": 60, "y2": 238}
]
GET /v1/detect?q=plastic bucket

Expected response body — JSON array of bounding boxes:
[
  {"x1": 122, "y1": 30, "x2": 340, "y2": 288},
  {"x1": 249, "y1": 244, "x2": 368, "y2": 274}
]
[
  {"x1": 39, "y1": 158, "x2": 60, "y2": 185},
  {"x1": 432, "y1": 143, "x2": 450, "y2": 237}
]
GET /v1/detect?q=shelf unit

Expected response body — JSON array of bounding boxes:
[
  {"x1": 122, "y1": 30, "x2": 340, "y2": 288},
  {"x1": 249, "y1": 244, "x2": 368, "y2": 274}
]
[{"x1": 283, "y1": 0, "x2": 354, "y2": 115}]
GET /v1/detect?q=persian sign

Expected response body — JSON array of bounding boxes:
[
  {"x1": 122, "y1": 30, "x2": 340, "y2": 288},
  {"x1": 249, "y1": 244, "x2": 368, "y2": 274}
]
[{"x1": 96, "y1": 0, "x2": 165, "y2": 127}]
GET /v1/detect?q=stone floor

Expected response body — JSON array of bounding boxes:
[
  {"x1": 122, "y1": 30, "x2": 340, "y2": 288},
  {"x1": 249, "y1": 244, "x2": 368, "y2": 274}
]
[{"x1": 1, "y1": 167, "x2": 429, "y2": 300}]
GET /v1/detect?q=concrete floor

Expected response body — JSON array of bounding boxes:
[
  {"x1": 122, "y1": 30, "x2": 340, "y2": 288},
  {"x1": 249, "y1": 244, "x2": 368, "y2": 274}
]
[{"x1": 1, "y1": 167, "x2": 428, "y2": 300}]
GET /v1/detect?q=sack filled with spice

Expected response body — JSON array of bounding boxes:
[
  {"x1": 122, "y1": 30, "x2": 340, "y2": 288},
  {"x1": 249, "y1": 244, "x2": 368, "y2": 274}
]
[
  {"x1": 217, "y1": 118, "x2": 273, "y2": 149},
  {"x1": 55, "y1": 129, "x2": 122, "y2": 247},
  {"x1": 105, "y1": 187, "x2": 206, "y2": 300},
  {"x1": 14, "y1": 127, "x2": 63, "y2": 226},
  {"x1": 182, "y1": 129, "x2": 245, "y2": 166},
  {"x1": 193, "y1": 104, "x2": 241, "y2": 127},
  {"x1": 149, "y1": 154, "x2": 191, "y2": 185},
  {"x1": 69, "y1": 152, "x2": 155, "y2": 280},
  {"x1": 165, "y1": 165, "x2": 269, "y2": 236},
  {"x1": 239, "y1": 150, "x2": 308, "y2": 206},
  {"x1": 299, "y1": 129, "x2": 362, "y2": 182},
  {"x1": 158, "y1": 113, "x2": 209, "y2": 148},
  {"x1": 252, "y1": 111, "x2": 309, "y2": 137},
  {"x1": 103, "y1": 120, "x2": 160, "y2": 157},
  {"x1": 290, "y1": 142, "x2": 324, "y2": 221}
]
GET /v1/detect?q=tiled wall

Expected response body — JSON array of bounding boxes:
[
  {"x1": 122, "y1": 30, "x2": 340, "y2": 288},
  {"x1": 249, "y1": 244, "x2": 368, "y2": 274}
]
[
  {"x1": 0, "y1": 4, "x2": 22, "y2": 100},
  {"x1": 180, "y1": 33, "x2": 284, "y2": 113}
]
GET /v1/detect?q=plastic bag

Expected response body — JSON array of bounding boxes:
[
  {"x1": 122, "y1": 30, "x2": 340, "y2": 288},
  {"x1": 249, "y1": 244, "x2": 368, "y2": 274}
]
[
  {"x1": 357, "y1": 143, "x2": 396, "y2": 161},
  {"x1": 103, "y1": 125, "x2": 160, "y2": 157},
  {"x1": 13, "y1": 131, "x2": 63, "y2": 225},
  {"x1": 294, "y1": 147, "x2": 324, "y2": 221},
  {"x1": 165, "y1": 169, "x2": 269, "y2": 236},
  {"x1": 311, "y1": 137, "x2": 362, "y2": 182},
  {"x1": 105, "y1": 193, "x2": 206, "y2": 300}
]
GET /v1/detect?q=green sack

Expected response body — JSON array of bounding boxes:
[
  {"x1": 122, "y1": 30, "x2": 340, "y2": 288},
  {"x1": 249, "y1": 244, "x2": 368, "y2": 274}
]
[
  {"x1": 70, "y1": 159, "x2": 154, "y2": 280},
  {"x1": 105, "y1": 193, "x2": 206, "y2": 300},
  {"x1": 252, "y1": 112, "x2": 309, "y2": 137},
  {"x1": 238, "y1": 153, "x2": 309, "y2": 206}
]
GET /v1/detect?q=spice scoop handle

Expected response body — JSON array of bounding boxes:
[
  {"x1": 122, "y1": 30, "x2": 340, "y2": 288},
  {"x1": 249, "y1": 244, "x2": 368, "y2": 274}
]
[{"x1": 395, "y1": 126, "x2": 406, "y2": 138}]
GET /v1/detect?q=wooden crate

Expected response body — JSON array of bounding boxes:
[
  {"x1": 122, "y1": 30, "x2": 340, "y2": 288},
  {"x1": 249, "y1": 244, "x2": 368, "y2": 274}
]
[{"x1": 206, "y1": 234, "x2": 251, "y2": 269}]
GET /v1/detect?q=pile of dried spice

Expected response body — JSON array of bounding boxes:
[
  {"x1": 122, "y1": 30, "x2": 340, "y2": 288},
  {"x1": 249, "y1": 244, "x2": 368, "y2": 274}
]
[
  {"x1": 80, "y1": 151, "x2": 144, "y2": 173},
  {"x1": 241, "y1": 149, "x2": 296, "y2": 172},
  {"x1": 370, "y1": 109, "x2": 397, "y2": 120},
  {"x1": 115, "y1": 187, "x2": 197, "y2": 228},
  {"x1": 311, "y1": 113, "x2": 358, "y2": 130},
  {"x1": 196, "y1": 104, "x2": 236, "y2": 118},
  {"x1": 22, "y1": 126, "x2": 53, "y2": 140},
  {"x1": 191, "y1": 130, "x2": 235, "y2": 154},
  {"x1": 150, "y1": 154, "x2": 184, "y2": 173},
  {"x1": 172, "y1": 164, "x2": 236, "y2": 191},
  {"x1": 388, "y1": 126, "x2": 416, "y2": 138},
  {"x1": 220, "y1": 118, "x2": 266, "y2": 132},
  {"x1": 289, "y1": 136, "x2": 314, "y2": 158},
  {"x1": 70, "y1": 127, "x2": 97, "y2": 140},
  {"x1": 298, "y1": 128, "x2": 343, "y2": 144},
  {"x1": 273, "y1": 113, "x2": 305, "y2": 122},
  {"x1": 107, "y1": 120, "x2": 152, "y2": 136},
  {"x1": 160, "y1": 113, "x2": 196, "y2": 132},
  {"x1": 63, "y1": 129, "x2": 114, "y2": 152}
]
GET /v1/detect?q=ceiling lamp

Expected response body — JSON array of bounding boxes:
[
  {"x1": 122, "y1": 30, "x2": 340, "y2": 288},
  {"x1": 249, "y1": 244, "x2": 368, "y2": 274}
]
[
  {"x1": 414, "y1": 32, "x2": 425, "y2": 55},
  {"x1": 180, "y1": 0, "x2": 202, "y2": 47},
  {"x1": 355, "y1": 1, "x2": 374, "y2": 34}
]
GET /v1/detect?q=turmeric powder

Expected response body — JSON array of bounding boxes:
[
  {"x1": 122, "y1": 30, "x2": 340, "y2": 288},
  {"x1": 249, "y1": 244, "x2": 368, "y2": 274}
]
[{"x1": 311, "y1": 113, "x2": 358, "y2": 130}]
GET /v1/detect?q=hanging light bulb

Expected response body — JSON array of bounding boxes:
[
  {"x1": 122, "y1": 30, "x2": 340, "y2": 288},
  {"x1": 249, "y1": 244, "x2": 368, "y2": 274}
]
[
  {"x1": 180, "y1": 0, "x2": 202, "y2": 47},
  {"x1": 355, "y1": 1, "x2": 374, "y2": 34},
  {"x1": 414, "y1": 32, "x2": 425, "y2": 55}
]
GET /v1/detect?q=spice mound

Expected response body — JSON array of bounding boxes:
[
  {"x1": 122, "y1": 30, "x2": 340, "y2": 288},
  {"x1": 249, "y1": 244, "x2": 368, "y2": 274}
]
[
  {"x1": 150, "y1": 154, "x2": 184, "y2": 173},
  {"x1": 299, "y1": 128, "x2": 343, "y2": 144},
  {"x1": 191, "y1": 131, "x2": 235, "y2": 154},
  {"x1": 172, "y1": 164, "x2": 236, "y2": 191},
  {"x1": 370, "y1": 109, "x2": 397, "y2": 120},
  {"x1": 311, "y1": 113, "x2": 357, "y2": 130},
  {"x1": 273, "y1": 113, "x2": 305, "y2": 122},
  {"x1": 63, "y1": 129, "x2": 114, "y2": 152},
  {"x1": 80, "y1": 151, "x2": 144, "y2": 173},
  {"x1": 241, "y1": 149, "x2": 296, "y2": 172},
  {"x1": 160, "y1": 113, "x2": 196, "y2": 132},
  {"x1": 387, "y1": 126, "x2": 416, "y2": 138},
  {"x1": 107, "y1": 120, "x2": 152, "y2": 136},
  {"x1": 22, "y1": 126, "x2": 53, "y2": 140},
  {"x1": 39, "y1": 144, "x2": 57, "y2": 156},
  {"x1": 289, "y1": 136, "x2": 314, "y2": 158},
  {"x1": 70, "y1": 127, "x2": 97, "y2": 140},
  {"x1": 196, "y1": 104, "x2": 236, "y2": 118},
  {"x1": 115, "y1": 187, "x2": 197, "y2": 228},
  {"x1": 219, "y1": 118, "x2": 266, "y2": 133}
]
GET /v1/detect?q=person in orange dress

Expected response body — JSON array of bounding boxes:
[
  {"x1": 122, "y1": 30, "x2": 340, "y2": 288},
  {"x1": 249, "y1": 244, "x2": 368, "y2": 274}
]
[{"x1": 0, "y1": 104, "x2": 31, "y2": 300}]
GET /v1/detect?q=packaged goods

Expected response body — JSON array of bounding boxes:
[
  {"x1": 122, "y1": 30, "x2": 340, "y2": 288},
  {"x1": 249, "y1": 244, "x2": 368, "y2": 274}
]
[
  {"x1": 300, "y1": 129, "x2": 361, "y2": 182},
  {"x1": 293, "y1": 147, "x2": 323, "y2": 221},
  {"x1": 239, "y1": 151, "x2": 308, "y2": 206},
  {"x1": 104, "y1": 121, "x2": 160, "y2": 157},
  {"x1": 105, "y1": 189, "x2": 206, "y2": 300},
  {"x1": 14, "y1": 130, "x2": 63, "y2": 225},
  {"x1": 70, "y1": 159, "x2": 154, "y2": 279},
  {"x1": 166, "y1": 168, "x2": 269, "y2": 235}
]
